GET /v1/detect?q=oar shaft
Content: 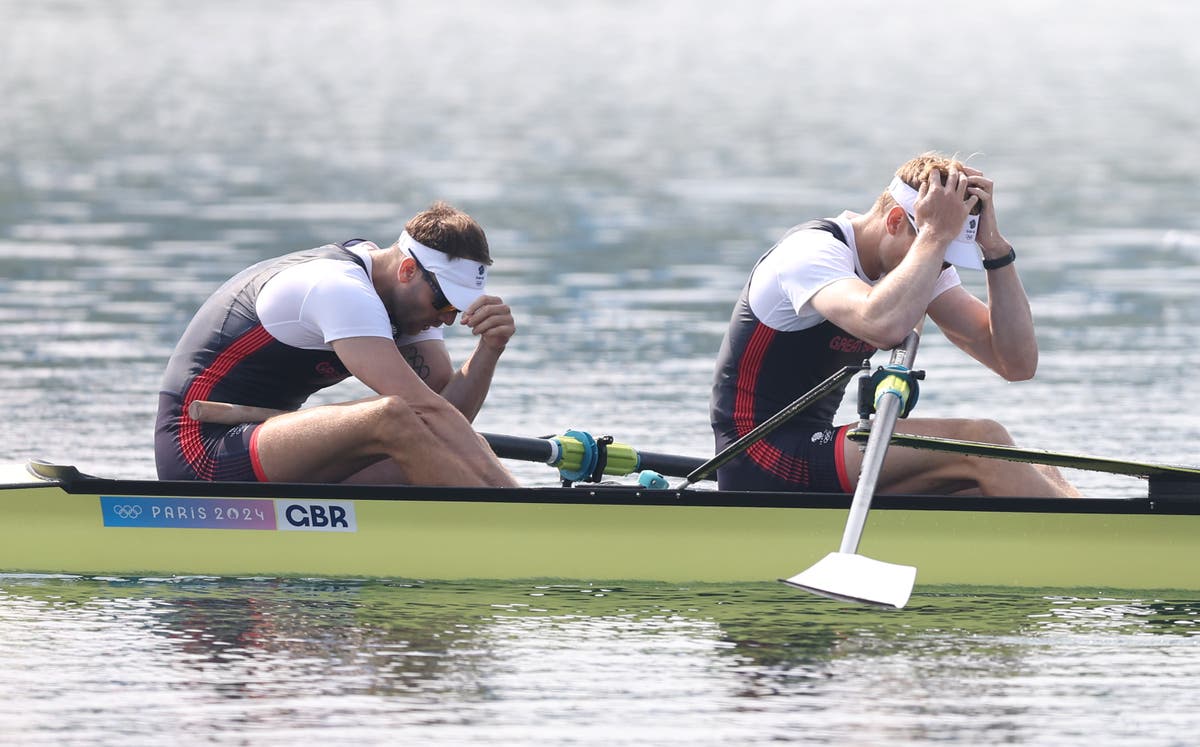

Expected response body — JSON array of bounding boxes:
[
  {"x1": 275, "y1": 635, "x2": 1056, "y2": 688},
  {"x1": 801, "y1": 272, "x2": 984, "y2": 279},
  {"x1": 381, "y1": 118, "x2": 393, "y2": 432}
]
[
  {"x1": 838, "y1": 329, "x2": 921, "y2": 555},
  {"x1": 849, "y1": 431, "x2": 1200, "y2": 478},
  {"x1": 480, "y1": 433, "x2": 558, "y2": 465},
  {"x1": 638, "y1": 450, "x2": 707, "y2": 478},
  {"x1": 839, "y1": 393, "x2": 903, "y2": 554},
  {"x1": 481, "y1": 434, "x2": 705, "y2": 479}
]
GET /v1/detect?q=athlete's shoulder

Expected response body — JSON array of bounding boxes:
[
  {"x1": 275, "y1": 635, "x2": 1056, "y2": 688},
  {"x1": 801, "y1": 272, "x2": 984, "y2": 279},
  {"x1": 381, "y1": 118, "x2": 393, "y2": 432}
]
[
  {"x1": 778, "y1": 216, "x2": 853, "y2": 250},
  {"x1": 257, "y1": 254, "x2": 380, "y2": 331},
  {"x1": 277, "y1": 255, "x2": 371, "y2": 292},
  {"x1": 766, "y1": 223, "x2": 855, "y2": 277}
]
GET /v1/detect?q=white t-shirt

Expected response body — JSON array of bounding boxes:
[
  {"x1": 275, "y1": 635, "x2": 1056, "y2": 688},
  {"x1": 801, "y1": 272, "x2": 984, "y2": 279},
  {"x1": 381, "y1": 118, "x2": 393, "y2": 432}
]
[
  {"x1": 749, "y1": 213, "x2": 961, "y2": 331},
  {"x1": 255, "y1": 242, "x2": 442, "y2": 350}
]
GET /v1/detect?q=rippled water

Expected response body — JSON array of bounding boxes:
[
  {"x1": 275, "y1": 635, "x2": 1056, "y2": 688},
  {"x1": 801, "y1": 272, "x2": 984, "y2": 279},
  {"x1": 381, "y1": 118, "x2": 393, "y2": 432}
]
[
  {"x1": 3, "y1": 577, "x2": 1200, "y2": 745},
  {"x1": 2, "y1": 0, "x2": 1200, "y2": 742}
]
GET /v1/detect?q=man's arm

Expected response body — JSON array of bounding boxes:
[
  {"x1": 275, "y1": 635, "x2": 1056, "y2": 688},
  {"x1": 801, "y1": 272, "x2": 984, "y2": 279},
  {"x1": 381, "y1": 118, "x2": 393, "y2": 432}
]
[
  {"x1": 927, "y1": 281, "x2": 1037, "y2": 381},
  {"x1": 331, "y1": 335, "x2": 492, "y2": 456},
  {"x1": 396, "y1": 294, "x2": 515, "y2": 422},
  {"x1": 930, "y1": 167, "x2": 1038, "y2": 381},
  {"x1": 811, "y1": 169, "x2": 977, "y2": 349},
  {"x1": 809, "y1": 247, "x2": 948, "y2": 350}
]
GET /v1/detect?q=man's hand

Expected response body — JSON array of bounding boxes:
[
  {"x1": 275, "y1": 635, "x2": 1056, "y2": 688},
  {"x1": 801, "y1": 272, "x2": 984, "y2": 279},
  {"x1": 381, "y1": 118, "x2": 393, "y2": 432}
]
[
  {"x1": 460, "y1": 295, "x2": 515, "y2": 353},
  {"x1": 914, "y1": 167, "x2": 980, "y2": 245},
  {"x1": 961, "y1": 165, "x2": 1012, "y2": 258}
]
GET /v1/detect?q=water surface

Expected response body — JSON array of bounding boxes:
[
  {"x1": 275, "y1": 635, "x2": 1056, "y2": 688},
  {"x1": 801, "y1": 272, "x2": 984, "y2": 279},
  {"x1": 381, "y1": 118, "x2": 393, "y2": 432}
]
[{"x1": 3, "y1": 577, "x2": 1200, "y2": 745}]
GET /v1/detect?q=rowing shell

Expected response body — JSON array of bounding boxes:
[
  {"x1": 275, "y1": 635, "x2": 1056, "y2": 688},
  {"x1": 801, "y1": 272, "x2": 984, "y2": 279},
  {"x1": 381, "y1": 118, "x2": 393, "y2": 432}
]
[{"x1": 3, "y1": 461, "x2": 1199, "y2": 591}]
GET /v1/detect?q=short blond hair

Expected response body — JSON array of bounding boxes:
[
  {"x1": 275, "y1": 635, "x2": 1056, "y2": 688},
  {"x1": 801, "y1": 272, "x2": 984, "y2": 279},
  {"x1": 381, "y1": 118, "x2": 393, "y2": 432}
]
[{"x1": 872, "y1": 152, "x2": 979, "y2": 221}]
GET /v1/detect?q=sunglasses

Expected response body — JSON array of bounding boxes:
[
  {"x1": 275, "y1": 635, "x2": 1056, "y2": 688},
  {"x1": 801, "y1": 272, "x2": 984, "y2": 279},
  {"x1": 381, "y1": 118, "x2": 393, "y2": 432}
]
[{"x1": 411, "y1": 254, "x2": 458, "y2": 314}]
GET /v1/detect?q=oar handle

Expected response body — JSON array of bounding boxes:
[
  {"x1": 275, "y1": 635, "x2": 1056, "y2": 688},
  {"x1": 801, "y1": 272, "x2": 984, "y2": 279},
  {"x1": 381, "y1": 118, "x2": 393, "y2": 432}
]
[{"x1": 188, "y1": 400, "x2": 289, "y2": 424}]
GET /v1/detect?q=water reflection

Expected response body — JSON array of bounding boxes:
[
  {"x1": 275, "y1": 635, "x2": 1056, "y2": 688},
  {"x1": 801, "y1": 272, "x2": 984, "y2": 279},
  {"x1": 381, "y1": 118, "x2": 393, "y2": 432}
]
[
  {"x1": 5, "y1": 577, "x2": 1200, "y2": 741},
  {"x1": 6, "y1": 578, "x2": 1200, "y2": 676}
]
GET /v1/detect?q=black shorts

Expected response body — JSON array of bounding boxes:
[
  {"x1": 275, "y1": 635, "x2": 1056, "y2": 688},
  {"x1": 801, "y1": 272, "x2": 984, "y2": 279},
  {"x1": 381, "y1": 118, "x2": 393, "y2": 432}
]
[
  {"x1": 713, "y1": 423, "x2": 852, "y2": 493},
  {"x1": 155, "y1": 393, "x2": 267, "y2": 481}
]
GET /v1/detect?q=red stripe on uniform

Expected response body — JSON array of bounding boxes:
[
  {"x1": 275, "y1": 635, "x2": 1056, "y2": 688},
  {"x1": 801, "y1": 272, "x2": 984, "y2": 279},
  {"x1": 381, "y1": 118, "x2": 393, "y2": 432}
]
[
  {"x1": 179, "y1": 325, "x2": 276, "y2": 480},
  {"x1": 732, "y1": 323, "x2": 774, "y2": 434},
  {"x1": 732, "y1": 321, "x2": 811, "y2": 486},
  {"x1": 249, "y1": 424, "x2": 268, "y2": 482},
  {"x1": 834, "y1": 423, "x2": 852, "y2": 492}
]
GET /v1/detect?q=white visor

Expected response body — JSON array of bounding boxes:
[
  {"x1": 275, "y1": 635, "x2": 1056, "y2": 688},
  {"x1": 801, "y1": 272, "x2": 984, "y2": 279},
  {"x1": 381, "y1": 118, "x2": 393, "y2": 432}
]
[
  {"x1": 887, "y1": 176, "x2": 983, "y2": 270},
  {"x1": 399, "y1": 231, "x2": 489, "y2": 310}
]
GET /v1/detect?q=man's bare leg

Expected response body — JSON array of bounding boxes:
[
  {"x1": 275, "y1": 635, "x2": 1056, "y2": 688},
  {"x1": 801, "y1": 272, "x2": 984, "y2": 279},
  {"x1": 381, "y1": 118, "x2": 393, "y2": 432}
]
[{"x1": 252, "y1": 396, "x2": 516, "y2": 487}]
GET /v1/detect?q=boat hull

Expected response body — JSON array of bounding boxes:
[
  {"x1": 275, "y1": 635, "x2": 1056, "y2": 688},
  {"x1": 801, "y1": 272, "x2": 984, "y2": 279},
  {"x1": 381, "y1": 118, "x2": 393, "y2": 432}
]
[{"x1": 3, "y1": 464, "x2": 1199, "y2": 590}]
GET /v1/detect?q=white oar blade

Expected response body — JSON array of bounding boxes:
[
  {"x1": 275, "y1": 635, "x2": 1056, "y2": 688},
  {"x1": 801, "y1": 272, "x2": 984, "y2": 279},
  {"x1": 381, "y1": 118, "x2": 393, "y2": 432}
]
[{"x1": 781, "y1": 552, "x2": 916, "y2": 609}]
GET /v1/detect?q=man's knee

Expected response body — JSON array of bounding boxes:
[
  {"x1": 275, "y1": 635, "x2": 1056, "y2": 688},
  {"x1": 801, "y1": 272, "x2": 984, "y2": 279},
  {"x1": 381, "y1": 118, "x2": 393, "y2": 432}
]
[
  {"x1": 370, "y1": 395, "x2": 457, "y2": 441},
  {"x1": 378, "y1": 395, "x2": 432, "y2": 430},
  {"x1": 374, "y1": 395, "x2": 413, "y2": 420},
  {"x1": 963, "y1": 418, "x2": 1014, "y2": 446}
]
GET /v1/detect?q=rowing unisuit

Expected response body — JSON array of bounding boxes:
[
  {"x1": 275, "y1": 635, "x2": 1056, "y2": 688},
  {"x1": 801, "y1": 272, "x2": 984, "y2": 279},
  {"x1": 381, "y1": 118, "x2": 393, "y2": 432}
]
[
  {"x1": 709, "y1": 218, "x2": 961, "y2": 492},
  {"x1": 154, "y1": 240, "x2": 436, "y2": 481}
]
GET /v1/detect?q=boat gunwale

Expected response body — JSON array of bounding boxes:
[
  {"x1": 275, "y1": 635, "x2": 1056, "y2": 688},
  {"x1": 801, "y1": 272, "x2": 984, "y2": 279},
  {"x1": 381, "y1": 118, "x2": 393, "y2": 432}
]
[{"x1": 34, "y1": 469, "x2": 1200, "y2": 517}]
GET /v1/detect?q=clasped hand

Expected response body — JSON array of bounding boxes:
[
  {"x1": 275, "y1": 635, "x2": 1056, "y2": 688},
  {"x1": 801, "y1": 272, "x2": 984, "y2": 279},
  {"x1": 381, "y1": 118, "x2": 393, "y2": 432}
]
[{"x1": 459, "y1": 295, "x2": 516, "y2": 352}]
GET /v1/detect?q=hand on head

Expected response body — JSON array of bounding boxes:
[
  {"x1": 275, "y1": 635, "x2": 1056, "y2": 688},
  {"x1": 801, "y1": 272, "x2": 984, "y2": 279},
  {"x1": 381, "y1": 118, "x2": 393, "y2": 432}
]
[
  {"x1": 914, "y1": 167, "x2": 980, "y2": 241},
  {"x1": 958, "y1": 166, "x2": 1008, "y2": 253}
]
